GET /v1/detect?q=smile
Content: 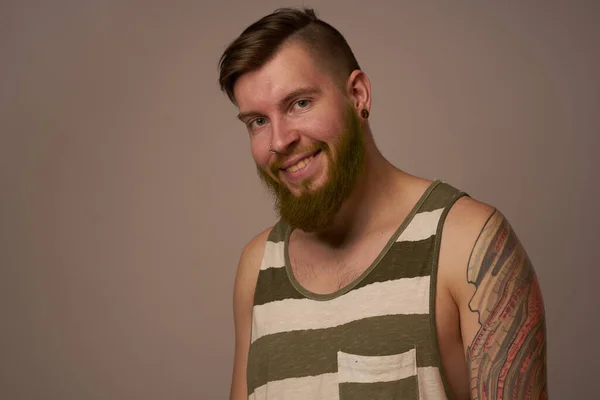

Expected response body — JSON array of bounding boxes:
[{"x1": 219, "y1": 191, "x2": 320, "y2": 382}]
[
  {"x1": 285, "y1": 154, "x2": 315, "y2": 172},
  {"x1": 278, "y1": 149, "x2": 323, "y2": 183}
]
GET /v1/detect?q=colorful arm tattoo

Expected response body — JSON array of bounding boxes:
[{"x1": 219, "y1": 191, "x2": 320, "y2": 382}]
[{"x1": 466, "y1": 210, "x2": 547, "y2": 399}]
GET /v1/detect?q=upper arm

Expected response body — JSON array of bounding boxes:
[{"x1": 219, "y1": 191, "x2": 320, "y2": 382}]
[
  {"x1": 229, "y1": 228, "x2": 271, "y2": 400},
  {"x1": 445, "y1": 198, "x2": 547, "y2": 399}
]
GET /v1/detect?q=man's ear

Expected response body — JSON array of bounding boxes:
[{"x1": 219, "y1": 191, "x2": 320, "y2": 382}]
[{"x1": 345, "y1": 69, "x2": 371, "y2": 116}]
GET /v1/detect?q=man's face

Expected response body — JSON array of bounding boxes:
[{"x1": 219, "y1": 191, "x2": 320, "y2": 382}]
[{"x1": 233, "y1": 42, "x2": 365, "y2": 232}]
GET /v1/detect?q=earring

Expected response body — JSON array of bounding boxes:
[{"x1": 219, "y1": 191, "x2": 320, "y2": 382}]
[{"x1": 361, "y1": 109, "x2": 370, "y2": 119}]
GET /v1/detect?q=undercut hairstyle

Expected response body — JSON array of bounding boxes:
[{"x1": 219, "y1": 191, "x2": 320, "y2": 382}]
[{"x1": 218, "y1": 7, "x2": 361, "y2": 105}]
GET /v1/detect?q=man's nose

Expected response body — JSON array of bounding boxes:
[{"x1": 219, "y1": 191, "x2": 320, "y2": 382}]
[{"x1": 270, "y1": 120, "x2": 300, "y2": 154}]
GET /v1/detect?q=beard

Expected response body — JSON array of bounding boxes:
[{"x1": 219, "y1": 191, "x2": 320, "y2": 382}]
[{"x1": 256, "y1": 106, "x2": 366, "y2": 232}]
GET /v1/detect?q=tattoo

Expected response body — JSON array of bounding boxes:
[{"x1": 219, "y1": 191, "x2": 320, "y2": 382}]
[{"x1": 466, "y1": 210, "x2": 547, "y2": 399}]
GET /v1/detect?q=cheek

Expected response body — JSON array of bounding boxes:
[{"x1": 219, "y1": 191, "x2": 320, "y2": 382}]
[
  {"x1": 250, "y1": 136, "x2": 270, "y2": 167},
  {"x1": 322, "y1": 121, "x2": 343, "y2": 142},
  {"x1": 304, "y1": 106, "x2": 346, "y2": 142}
]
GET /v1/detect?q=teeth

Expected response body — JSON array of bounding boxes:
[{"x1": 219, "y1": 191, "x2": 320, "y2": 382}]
[{"x1": 286, "y1": 155, "x2": 313, "y2": 172}]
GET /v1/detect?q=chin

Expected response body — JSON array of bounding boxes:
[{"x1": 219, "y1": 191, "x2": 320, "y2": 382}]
[{"x1": 292, "y1": 178, "x2": 327, "y2": 196}]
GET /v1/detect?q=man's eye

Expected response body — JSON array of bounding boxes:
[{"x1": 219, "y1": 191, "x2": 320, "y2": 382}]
[
  {"x1": 250, "y1": 118, "x2": 267, "y2": 127},
  {"x1": 294, "y1": 99, "x2": 311, "y2": 109}
]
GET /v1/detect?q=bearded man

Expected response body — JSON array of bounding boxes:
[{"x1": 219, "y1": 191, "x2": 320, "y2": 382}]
[{"x1": 218, "y1": 8, "x2": 547, "y2": 400}]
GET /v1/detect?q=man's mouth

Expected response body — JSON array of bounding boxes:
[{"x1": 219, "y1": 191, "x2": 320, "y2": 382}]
[
  {"x1": 280, "y1": 149, "x2": 322, "y2": 173},
  {"x1": 285, "y1": 154, "x2": 315, "y2": 172}
]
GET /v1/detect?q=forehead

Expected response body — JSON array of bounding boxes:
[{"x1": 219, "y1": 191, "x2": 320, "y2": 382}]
[{"x1": 233, "y1": 42, "x2": 337, "y2": 110}]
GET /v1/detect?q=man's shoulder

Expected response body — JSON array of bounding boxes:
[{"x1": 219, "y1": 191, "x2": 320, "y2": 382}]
[
  {"x1": 240, "y1": 226, "x2": 273, "y2": 267},
  {"x1": 233, "y1": 226, "x2": 274, "y2": 306},
  {"x1": 439, "y1": 195, "x2": 505, "y2": 297},
  {"x1": 445, "y1": 195, "x2": 497, "y2": 236}
]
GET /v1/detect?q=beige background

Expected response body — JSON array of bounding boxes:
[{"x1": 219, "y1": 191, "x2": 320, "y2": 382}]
[{"x1": 1, "y1": 1, "x2": 598, "y2": 399}]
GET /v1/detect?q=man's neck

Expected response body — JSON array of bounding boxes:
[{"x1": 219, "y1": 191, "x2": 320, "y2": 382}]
[{"x1": 305, "y1": 146, "x2": 412, "y2": 249}]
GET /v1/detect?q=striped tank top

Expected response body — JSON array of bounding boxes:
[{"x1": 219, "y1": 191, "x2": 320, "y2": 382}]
[{"x1": 247, "y1": 180, "x2": 467, "y2": 400}]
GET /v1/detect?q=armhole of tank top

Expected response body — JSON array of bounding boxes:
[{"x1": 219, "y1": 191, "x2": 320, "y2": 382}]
[
  {"x1": 250, "y1": 221, "x2": 286, "y2": 334},
  {"x1": 428, "y1": 190, "x2": 469, "y2": 400}
]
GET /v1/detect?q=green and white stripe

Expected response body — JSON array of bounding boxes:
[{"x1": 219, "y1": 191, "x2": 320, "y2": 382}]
[{"x1": 247, "y1": 181, "x2": 466, "y2": 399}]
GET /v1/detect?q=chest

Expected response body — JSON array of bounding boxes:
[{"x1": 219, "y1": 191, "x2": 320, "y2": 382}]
[
  {"x1": 248, "y1": 242, "x2": 456, "y2": 399},
  {"x1": 288, "y1": 230, "x2": 393, "y2": 295},
  {"x1": 285, "y1": 230, "x2": 469, "y2": 399}
]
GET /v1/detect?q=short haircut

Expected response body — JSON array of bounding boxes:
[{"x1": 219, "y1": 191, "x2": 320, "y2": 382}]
[{"x1": 218, "y1": 7, "x2": 361, "y2": 105}]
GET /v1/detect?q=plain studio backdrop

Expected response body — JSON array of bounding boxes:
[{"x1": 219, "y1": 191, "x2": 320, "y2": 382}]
[{"x1": 1, "y1": 1, "x2": 598, "y2": 399}]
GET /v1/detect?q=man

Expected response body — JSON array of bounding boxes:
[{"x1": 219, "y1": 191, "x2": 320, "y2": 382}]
[{"x1": 219, "y1": 8, "x2": 547, "y2": 400}]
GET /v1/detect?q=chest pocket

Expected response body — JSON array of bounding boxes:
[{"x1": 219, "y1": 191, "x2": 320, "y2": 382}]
[{"x1": 337, "y1": 348, "x2": 420, "y2": 400}]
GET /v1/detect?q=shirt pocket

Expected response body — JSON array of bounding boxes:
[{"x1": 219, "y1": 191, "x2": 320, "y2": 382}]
[{"x1": 337, "y1": 348, "x2": 420, "y2": 400}]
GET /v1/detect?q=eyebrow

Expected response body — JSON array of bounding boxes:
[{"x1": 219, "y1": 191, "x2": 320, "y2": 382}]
[{"x1": 236, "y1": 86, "x2": 322, "y2": 121}]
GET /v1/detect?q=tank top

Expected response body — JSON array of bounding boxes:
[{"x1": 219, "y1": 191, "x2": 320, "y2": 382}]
[{"x1": 246, "y1": 180, "x2": 467, "y2": 400}]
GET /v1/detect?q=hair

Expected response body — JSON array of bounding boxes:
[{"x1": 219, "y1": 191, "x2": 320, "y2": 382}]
[{"x1": 218, "y1": 7, "x2": 361, "y2": 104}]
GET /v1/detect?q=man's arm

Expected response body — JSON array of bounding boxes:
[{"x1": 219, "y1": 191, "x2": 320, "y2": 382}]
[
  {"x1": 229, "y1": 228, "x2": 271, "y2": 400},
  {"x1": 444, "y1": 198, "x2": 547, "y2": 399},
  {"x1": 463, "y1": 209, "x2": 547, "y2": 399}
]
